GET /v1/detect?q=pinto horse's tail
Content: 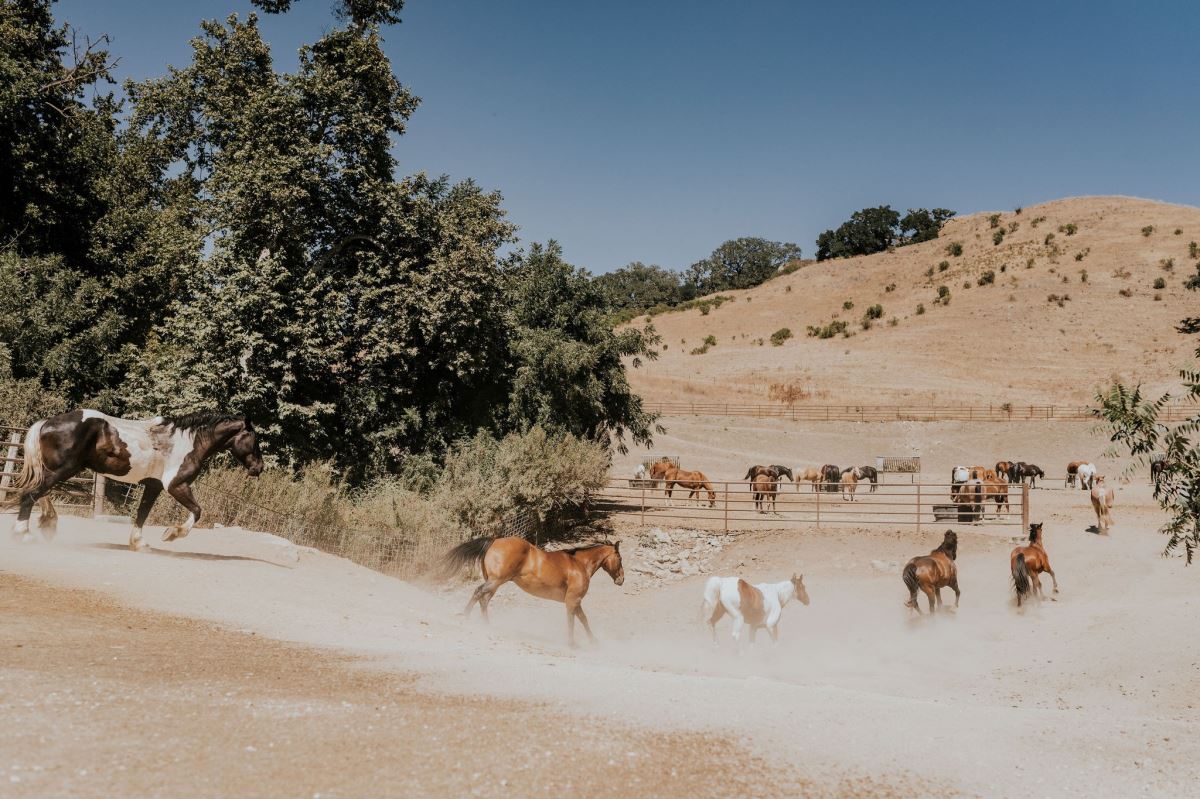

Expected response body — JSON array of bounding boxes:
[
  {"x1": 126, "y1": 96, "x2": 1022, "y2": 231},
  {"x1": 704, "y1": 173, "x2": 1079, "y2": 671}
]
[
  {"x1": 440, "y1": 536, "x2": 495, "y2": 580},
  {"x1": 0, "y1": 421, "x2": 45, "y2": 510},
  {"x1": 902, "y1": 561, "x2": 920, "y2": 609},
  {"x1": 1012, "y1": 553, "x2": 1031, "y2": 605}
]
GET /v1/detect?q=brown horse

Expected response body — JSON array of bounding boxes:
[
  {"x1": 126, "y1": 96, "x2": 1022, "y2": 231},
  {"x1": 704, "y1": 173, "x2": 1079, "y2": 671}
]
[
  {"x1": 996, "y1": 460, "x2": 1015, "y2": 481},
  {"x1": 443, "y1": 537, "x2": 623, "y2": 647},
  {"x1": 1065, "y1": 460, "x2": 1083, "y2": 488},
  {"x1": 796, "y1": 467, "x2": 822, "y2": 492},
  {"x1": 969, "y1": 465, "x2": 988, "y2": 481},
  {"x1": 1011, "y1": 522, "x2": 1058, "y2": 606},
  {"x1": 984, "y1": 477, "x2": 1010, "y2": 516},
  {"x1": 902, "y1": 530, "x2": 959, "y2": 614},
  {"x1": 650, "y1": 460, "x2": 716, "y2": 507},
  {"x1": 752, "y1": 474, "x2": 778, "y2": 513}
]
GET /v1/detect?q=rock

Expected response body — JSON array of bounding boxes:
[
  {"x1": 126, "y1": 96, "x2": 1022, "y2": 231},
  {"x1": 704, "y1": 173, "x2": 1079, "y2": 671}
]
[{"x1": 652, "y1": 527, "x2": 672, "y2": 544}]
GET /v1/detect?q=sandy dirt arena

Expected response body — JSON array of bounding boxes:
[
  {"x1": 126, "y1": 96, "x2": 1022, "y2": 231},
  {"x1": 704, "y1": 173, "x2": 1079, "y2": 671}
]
[{"x1": 2, "y1": 419, "x2": 1198, "y2": 797}]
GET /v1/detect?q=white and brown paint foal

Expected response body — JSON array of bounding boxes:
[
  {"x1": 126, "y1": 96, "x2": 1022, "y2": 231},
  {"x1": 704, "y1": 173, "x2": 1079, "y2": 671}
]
[
  {"x1": 702, "y1": 574, "x2": 809, "y2": 650},
  {"x1": 4, "y1": 410, "x2": 262, "y2": 549}
]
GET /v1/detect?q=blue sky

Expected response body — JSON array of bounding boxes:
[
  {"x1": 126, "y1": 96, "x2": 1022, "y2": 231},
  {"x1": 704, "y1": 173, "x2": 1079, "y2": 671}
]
[{"x1": 57, "y1": 0, "x2": 1200, "y2": 274}]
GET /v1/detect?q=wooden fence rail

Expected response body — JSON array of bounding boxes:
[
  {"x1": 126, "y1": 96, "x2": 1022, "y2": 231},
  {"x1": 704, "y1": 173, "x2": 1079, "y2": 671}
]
[
  {"x1": 593, "y1": 478, "x2": 1030, "y2": 533},
  {"x1": 643, "y1": 402, "x2": 1191, "y2": 422}
]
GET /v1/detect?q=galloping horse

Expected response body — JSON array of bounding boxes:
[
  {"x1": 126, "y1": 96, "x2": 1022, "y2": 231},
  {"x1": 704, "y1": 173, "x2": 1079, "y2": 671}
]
[
  {"x1": 3, "y1": 410, "x2": 263, "y2": 549},
  {"x1": 1011, "y1": 522, "x2": 1058, "y2": 606},
  {"x1": 744, "y1": 464, "x2": 793, "y2": 483},
  {"x1": 443, "y1": 537, "x2": 623, "y2": 647},
  {"x1": 702, "y1": 574, "x2": 809, "y2": 648},
  {"x1": 649, "y1": 460, "x2": 717, "y2": 507},
  {"x1": 902, "y1": 530, "x2": 960, "y2": 614},
  {"x1": 752, "y1": 474, "x2": 778, "y2": 513},
  {"x1": 1090, "y1": 475, "x2": 1115, "y2": 533}
]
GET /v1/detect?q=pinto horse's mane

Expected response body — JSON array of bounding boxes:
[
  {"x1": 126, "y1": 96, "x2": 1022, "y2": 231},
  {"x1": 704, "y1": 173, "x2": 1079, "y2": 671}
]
[{"x1": 163, "y1": 412, "x2": 248, "y2": 432}]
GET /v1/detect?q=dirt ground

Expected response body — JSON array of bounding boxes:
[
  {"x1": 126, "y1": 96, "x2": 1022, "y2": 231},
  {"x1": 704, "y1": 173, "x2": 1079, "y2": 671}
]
[{"x1": 2, "y1": 419, "x2": 1198, "y2": 797}]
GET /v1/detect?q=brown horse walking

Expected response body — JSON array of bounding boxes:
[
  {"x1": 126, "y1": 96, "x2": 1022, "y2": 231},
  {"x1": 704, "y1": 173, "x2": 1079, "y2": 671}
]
[
  {"x1": 902, "y1": 530, "x2": 960, "y2": 614},
  {"x1": 650, "y1": 460, "x2": 717, "y2": 507},
  {"x1": 752, "y1": 473, "x2": 778, "y2": 513},
  {"x1": 1011, "y1": 522, "x2": 1058, "y2": 607},
  {"x1": 443, "y1": 537, "x2": 623, "y2": 647}
]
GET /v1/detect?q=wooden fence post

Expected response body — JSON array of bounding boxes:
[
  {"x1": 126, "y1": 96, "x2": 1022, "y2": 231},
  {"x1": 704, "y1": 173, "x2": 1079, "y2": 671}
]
[
  {"x1": 1021, "y1": 482, "x2": 1030, "y2": 530},
  {"x1": 723, "y1": 483, "x2": 729, "y2": 532},
  {"x1": 93, "y1": 474, "x2": 106, "y2": 518}
]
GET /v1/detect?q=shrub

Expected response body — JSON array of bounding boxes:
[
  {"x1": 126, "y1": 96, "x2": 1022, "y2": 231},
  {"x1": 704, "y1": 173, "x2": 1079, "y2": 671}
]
[
  {"x1": 785, "y1": 284, "x2": 792, "y2": 293},
  {"x1": 1190, "y1": 241, "x2": 1198, "y2": 259},
  {"x1": 1059, "y1": 223, "x2": 1078, "y2": 235},
  {"x1": 1026, "y1": 257, "x2": 1036, "y2": 269},
  {"x1": 963, "y1": 281, "x2": 971, "y2": 289},
  {"x1": 1142, "y1": 225, "x2": 1154, "y2": 237},
  {"x1": 992, "y1": 229, "x2": 1005, "y2": 245},
  {"x1": 1047, "y1": 293, "x2": 1070, "y2": 307},
  {"x1": 916, "y1": 303, "x2": 926, "y2": 315},
  {"x1": 806, "y1": 320, "x2": 849, "y2": 339},
  {"x1": 864, "y1": 304, "x2": 884, "y2": 320},
  {"x1": 925, "y1": 267, "x2": 935, "y2": 277},
  {"x1": 1030, "y1": 216, "x2": 1046, "y2": 228},
  {"x1": 977, "y1": 270, "x2": 996, "y2": 286},
  {"x1": 1062, "y1": 275, "x2": 1070, "y2": 283},
  {"x1": 860, "y1": 318, "x2": 873, "y2": 330},
  {"x1": 1074, "y1": 248, "x2": 1090, "y2": 261},
  {"x1": 1007, "y1": 221, "x2": 1019, "y2": 233},
  {"x1": 1112, "y1": 266, "x2": 1132, "y2": 279},
  {"x1": 1160, "y1": 258, "x2": 1175, "y2": 272},
  {"x1": 887, "y1": 316, "x2": 898, "y2": 327},
  {"x1": 700, "y1": 304, "x2": 711, "y2": 315},
  {"x1": 842, "y1": 299, "x2": 854, "y2": 310},
  {"x1": 703, "y1": 334, "x2": 717, "y2": 346},
  {"x1": 1044, "y1": 233, "x2": 1055, "y2": 245},
  {"x1": 1119, "y1": 288, "x2": 1133, "y2": 297},
  {"x1": 1000, "y1": 263, "x2": 1007, "y2": 273},
  {"x1": 1079, "y1": 269, "x2": 1088, "y2": 283},
  {"x1": 768, "y1": 380, "x2": 811, "y2": 403},
  {"x1": 938, "y1": 260, "x2": 950, "y2": 271},
  {"x1": 1174, "y1": 228, "x2": 1182, "y2": 235},
  {"x1": 690, "y1": 345, "x2": 710, "y2": 355},
  {"x1": 1154, "y1": 292, "x2": 1163, "y2": 301},
  {"x1": 1154, "y1": 277, "x2": 1167, "y2": 289},
  {"x1": 1014, "y1": 206, "x2": 1023, "y2": 215},
  {"x1": 885, "y1": 283, "x2": 896, "y2": 292},
  {"x1": 988, "y1": 213, "x2": 1002, "y2": 228},
  {"x1": 770, "y1": 327, "x2": 793, "y2": 346},
  {"x1": 946, "y1": 241, "x2": 963, "y2": 257}
]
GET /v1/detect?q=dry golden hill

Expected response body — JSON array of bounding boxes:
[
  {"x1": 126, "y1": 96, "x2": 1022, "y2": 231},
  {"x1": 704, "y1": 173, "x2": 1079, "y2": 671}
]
[{"x1": 626, "y1": 196, "x2": 1199, "y2": 407}]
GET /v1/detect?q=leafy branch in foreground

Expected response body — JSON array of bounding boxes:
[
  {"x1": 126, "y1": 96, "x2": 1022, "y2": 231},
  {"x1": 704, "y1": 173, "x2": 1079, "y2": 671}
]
[{"x1": 1093, "y1": 335, "x2": 1200, "y2": 563}]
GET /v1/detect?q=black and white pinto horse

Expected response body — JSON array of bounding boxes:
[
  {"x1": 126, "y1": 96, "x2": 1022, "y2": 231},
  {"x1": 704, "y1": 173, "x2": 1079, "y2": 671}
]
[{"x1": 3, "y1": 410, "x2": 263, "y2": 549}]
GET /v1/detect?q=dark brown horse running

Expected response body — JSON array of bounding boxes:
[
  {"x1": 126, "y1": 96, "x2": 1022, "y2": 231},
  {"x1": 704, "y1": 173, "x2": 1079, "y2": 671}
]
[
  {"x1": 902, "y1": 530, "x2": 960, "y2": 614},
  {"x1": 443, "y1": 537, "x2": 623, "y2": 647},
  {"x1": 1011, "y1": 522, "x2": 1059, "y2": 607}
]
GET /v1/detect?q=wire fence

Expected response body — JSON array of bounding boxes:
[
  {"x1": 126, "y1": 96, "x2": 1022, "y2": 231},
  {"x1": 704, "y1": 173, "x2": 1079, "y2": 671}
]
[
  {"x1": 643, "y1": 401, "x2": 1192, "y2": 422},
  {"x1": 591, "y1": 478, "x2": 1030, "y2": 532}
]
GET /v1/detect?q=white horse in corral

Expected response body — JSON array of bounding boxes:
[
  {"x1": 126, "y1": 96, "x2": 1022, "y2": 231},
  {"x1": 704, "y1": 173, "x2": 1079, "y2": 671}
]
[
  {"x1": 1076, "y1": 462, "x2": 1097, "y2": 491},
  {"x1": 701, "y1": 574, "x2": 809, "y2": 649},
  {"x1": 951, "y1": 465, "x2": 969, "y2": 497},
  {"x1": 1090, "y1": 475, "x2": 1115, "y2": 533}
]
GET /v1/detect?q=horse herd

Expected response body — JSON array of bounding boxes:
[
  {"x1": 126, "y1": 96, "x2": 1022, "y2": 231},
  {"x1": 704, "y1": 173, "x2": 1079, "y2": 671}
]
[{"x1": 634, "y1": 459, "x2": 879, "y2": 512}]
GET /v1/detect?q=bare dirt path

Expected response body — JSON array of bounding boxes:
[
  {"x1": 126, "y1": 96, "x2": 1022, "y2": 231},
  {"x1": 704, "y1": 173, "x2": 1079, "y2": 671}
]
[{"x1": 0, "y1": 573, "x2": 808, "y2": 798}]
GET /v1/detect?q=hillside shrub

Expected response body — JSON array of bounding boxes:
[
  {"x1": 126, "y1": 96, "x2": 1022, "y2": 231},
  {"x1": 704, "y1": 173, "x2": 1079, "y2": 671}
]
[
  {"x1": 1154, "y1": 277, "x2": 1167, "y2": 289},
  {"x1": 806, "y1": 320, "x2": 849, "y2": 339},
  {"x1": 1079, "y1": 269, "x2": 1089, "y2": 283},
  {"x1": 885, "y1": 283, "x2": 896, "y2": 293},
  {"x1": 1174, "y1": 228, "x2": 1183, "y2": 235},
  {"x1": 1047, "y1": 293, "x2": 1070, "y2": 307},
  {"x1": 946, "y1": 241, "x2": 963, "y2": 257},
  {"x1": 887, "y1": 317, "x2": 898, "y2": 327},
  {"x1": 770, "y1": 327, "x2": 793, "y2": 346},
  {"x1": 1007, "y1": 221, "x2": 1019, "y2": 233},
  {"x1": 864, "y1": 304, "x2": 884, "y2": 320},
  {"x1": 938, "y1": 260, "x2": 950, "y2": 272},
  {"x1": 916, "y1": 303, "x2": 926, "y2": 315},
  {"x1": 1119, "y1": 288, "x2": 1133, "y2": 297},
  {"x1": 1044, "y1": 233, "x2": 1056, "y2": 245},
  {"x1": 703, "y1": 334, "x2": 717, "y2": 346},
  {"x1": 977, "y1": 270, "x2": 996, "y2": 286},
  {"x1": 1142, "y1": 225, "x2": 1155, "y2": 237},
  {"x1": 1014, "y1": 206, "x2": 1023, "y2": 215},
  {"x1": 988, "y1": 214, "x2": 1002, "y2": 228},
  {"x1": 1059, "y1": 223, "x2": 1078, "y2": 236},
  {"x1": 992, "y1": 229, "x2": 1005, "y2": 245},
  {"x1": 1160, "y1": 258, "x2": 1175, "y2": 272},
  {"x1": 1190, "y1": 241, "x2": 1198, "y2": 259},
  {"x1": 1030, "y1": 216, "x2": 1046, "y2": 228}
]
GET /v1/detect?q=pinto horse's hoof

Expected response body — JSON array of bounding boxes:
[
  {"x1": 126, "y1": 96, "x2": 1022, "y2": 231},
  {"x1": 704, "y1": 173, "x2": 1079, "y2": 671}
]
[{"x1": 161, "y1": 526, "x2": 188, "y2": 542}]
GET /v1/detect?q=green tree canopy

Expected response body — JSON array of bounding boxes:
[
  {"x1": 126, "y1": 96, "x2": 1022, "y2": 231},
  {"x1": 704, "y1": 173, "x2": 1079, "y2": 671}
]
[
  {"x1": 593, "y1": 261, "x2": 688, "y2": 311},
  {"x1": 686, "y1": 237, "x2": 802, "y2": 294},
  {"x1": 816, "y1": 206, "x2": 954, "y2": 261}
]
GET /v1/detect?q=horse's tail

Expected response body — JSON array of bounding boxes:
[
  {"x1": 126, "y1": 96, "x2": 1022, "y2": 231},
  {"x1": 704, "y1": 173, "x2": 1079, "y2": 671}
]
[
  {"x1": 0, "y1": 421, "x2": 45, "y2": 510},
  {"x1": 902, "y1": 561, "x2": 919, "y2": 609},
  {"x1": 1013, "y1": 553, "x2": 1031, "y2": 603},
  {"x1": 440, "y1": 537, "x2": 495, "y2": 580},
  {"x1": 743, "y1": 468, "x2": 755, "y2": 481}
]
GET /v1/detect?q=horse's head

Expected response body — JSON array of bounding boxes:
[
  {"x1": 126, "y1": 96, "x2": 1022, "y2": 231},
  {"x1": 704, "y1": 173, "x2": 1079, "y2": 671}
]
[
  {"x1": 1029, "y1": 522, "x2": 1043, "y2": 544},
  {"x1": 791, "y1": 573, "x2": 810, "y2": 606},
  {"x1": 649, "y1": 460, "x2": 671, "y2": 481},
  {"x1": 939, "y1": 530, "x2": 958, "y2": 560},
  {"x1": 775, "y1": 466, "x2": 794, "y2": 481},
  {"x1": 602, "y1": 541, "x2": 624, "y2": 586},
  {"x1": 707, "y1": 487, "x2": 717, "y2": 507},
  {"x1": 227, "y1": 418, "x2": 264, "y2": 476}
]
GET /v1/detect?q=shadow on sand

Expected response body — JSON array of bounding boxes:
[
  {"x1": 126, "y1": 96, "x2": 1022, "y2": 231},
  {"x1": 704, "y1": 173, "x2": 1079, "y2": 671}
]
[{"x1": 88, "y1": 542, "x2": 292, "y2": 568}]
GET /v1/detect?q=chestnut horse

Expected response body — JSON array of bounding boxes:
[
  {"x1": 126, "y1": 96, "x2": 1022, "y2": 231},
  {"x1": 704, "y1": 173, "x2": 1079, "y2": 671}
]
[
  {"x1": 752, "y1": 474, "x2": 778, "y2": 513},
  {"x1": 996, "y1": 461, "x2": 1015, "y2": 482},
  {"x1": 984, "y1": 477, "x2": 1010, "y2": 516},
  {"x1": 650, "y1": 460, "x2": 717, "y2": 507},
  {"x1": 902, "y1": 530, "x2": 959, "y2": 614},
  {"x1": 1011, "y1": 522, "x2": 1058, "y2": 606},
  {"x1": 443, "y1": 537, "x2": 623, "y2": 647}
]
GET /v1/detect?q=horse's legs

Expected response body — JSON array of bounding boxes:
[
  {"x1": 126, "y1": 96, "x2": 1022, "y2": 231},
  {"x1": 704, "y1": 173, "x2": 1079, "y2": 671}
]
[
  {"x1": 464, "y1": 578, "x2": 502, "y2": 620},
  {"x1": 1044, "y1": 563, "x2": 1060, "y2": 594},
  {"x1": 162, "y1": 481, "x2": 202, "y2": 541},
  {"x1": 707, "y1": 603, "x2": 726, "y2": 643},
  {"x1": 14, "y1": 465, "x2": 75, "y2": 542},
  {"x1": 129, "y1": 481, "x2": 163, "y2": 551},
  {"x1": 922, "y1": 585, "x2": 936, "y2": 613},
  {"x1": 951, "y1": 578, "x2": 961, "y2": 608},
  {"x1": 573, "y1": 604, "x2": 596, "y2": 643},
  {"x1": 565, "y1": 598, "x2": 581, "y2": 648},
  {"x1": 36, "y1": 496, "x2": 58, "y2": 539},
  {"x1": 767, "y1": 624, "x2": 779, "y2": 643},
  {"x1": 730, "y1": 612, "x2": 746, "y2": 651}
]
